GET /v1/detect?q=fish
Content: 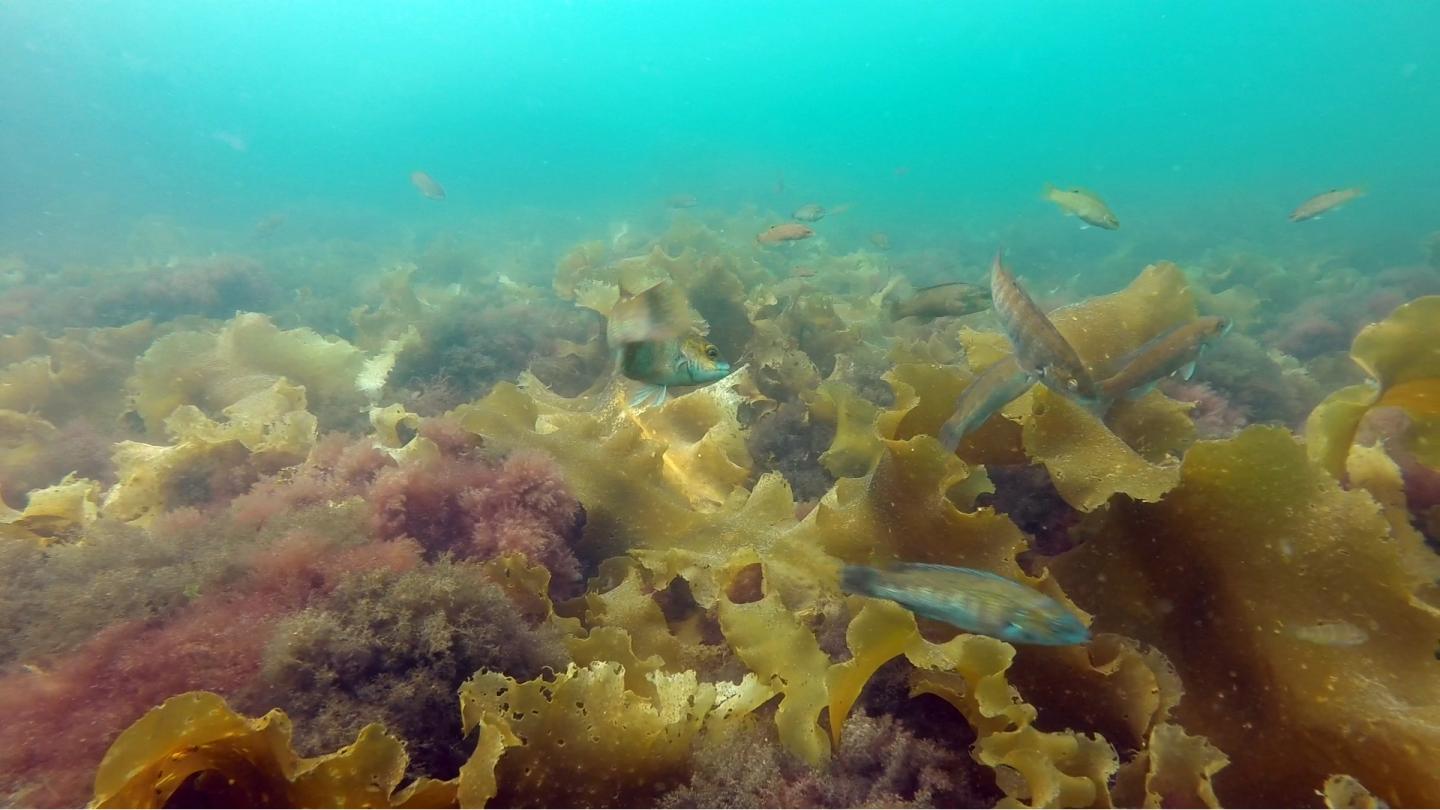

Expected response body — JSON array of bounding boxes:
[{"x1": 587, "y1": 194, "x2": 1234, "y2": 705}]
[
  {"x1": 410, "y1": 170, "x2": 446, "y2": 200},
  {"x1": 252, "y1": 213, "x2": 286, "y2": 238},
  {"x1": 618, "y1": 334, "x2": 731, "y2": 408},
  {"x1": 888, "y1": 281, "x2": 992, "y2": 321},
  {"x1": 665, "y1": 193, "x2": 698, "y2": 209},
  {"x1": 870, "y1": 232, "x2": 891, "y2": 250},
  {"x1": 792, "y1": 203, "x2": 826, "y2": 222},
  {"x1": 605, "y1": 280, "x2": 697, "y2": 347},
  {"x1": 938, "y1": 357, "x2": 1036, "y2": 453},
  {"x1": 1288, "y1": 620, "x2": 1368, "y2": 647},
  {"x1": 790, "y1": 266, "x2": 817, "y2": 278},
  {"x1": 757, "y1": 223, "x2": 815, "y2": 245},
  {"x1": 1042, "y1": 184, "x2": 1119, "y2": 229},
  {"x1": 1097, "y1": 315, "x2": 1233, "y2": 402},
  {"x1": 1289, "y1": 187, "x2": 1365, "y2": 222},
  {"x1": 841, "y1": 562, "x2": 1090, "y2": 646},
  {"x1": 990, "y1": 252, "x2": 1099, "y2": 401}
]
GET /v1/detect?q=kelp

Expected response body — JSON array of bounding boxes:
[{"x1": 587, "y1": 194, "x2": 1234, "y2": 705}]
[
  {"x1": 1306, "y1": 295, "x2": 1440, "y2": 478},
  {"x1": 1052, "y1": 426, "x2": 1440, "y2": 806},
  {"x1": 92, "y1": 691, "x2": 455, "y2": 809}
]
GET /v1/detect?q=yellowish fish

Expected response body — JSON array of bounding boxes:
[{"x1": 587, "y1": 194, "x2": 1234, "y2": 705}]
[
  {"x1": 410, "y1": 170, "x2": 446, "y2": 200},
  {"x1": 888, "y1": 281, "x2": 992, "y2": 321},
  {"x1": 1043, "y1": 183, "x2": 1119, "y2": 229},
  {"x1": 1097, "y1": 315, "x2": 1232, "y2": 402},
  {"x1": 1289, "y1": 187, "x2": 1365, "y2": 222},
  {"x1": 841, "y1": 562, "x2": 1089, "y2": 646},
  {"x1": 990, "y1": 252, "x2": 1099, "y2": 401},
  {"x1": 757, "y1": 223, "x2": 815, "y2": 245}
]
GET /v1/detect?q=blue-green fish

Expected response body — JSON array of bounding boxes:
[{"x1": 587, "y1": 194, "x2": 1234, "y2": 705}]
[
  {"x1": 841, "y1": 562, "x2": 1090, "y2": 646},
  {"x1": 605, "y1": 280, "x2": 731, "y2": 407},
  {"x1": 618, "y1": 334, "x2": 731, "y2": 408},
  {"x1": 938, "y1": 356, "x2": 1036, "y2": 453}
]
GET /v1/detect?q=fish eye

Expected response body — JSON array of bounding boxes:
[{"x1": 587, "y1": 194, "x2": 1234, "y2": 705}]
[{"x1": 705, "y1": 346, "x2": 719, "y2": 360}]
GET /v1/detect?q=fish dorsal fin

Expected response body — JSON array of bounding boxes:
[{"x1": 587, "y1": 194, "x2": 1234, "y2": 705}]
[{"x1": 605, "y1": 280, "x2": 699, "y2": 346}]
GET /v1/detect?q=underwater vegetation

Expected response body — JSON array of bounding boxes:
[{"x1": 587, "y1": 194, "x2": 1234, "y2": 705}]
[{"x1": 2, "y1": 209, "x2": 1439, "y2": 810}]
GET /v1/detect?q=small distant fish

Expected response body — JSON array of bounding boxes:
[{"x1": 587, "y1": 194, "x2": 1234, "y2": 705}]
[
  {"x1": 619, "y1": 335, "x2": 731, "y2": 408},
  {"x1": 990, "y1": 251, "x2": 1099, "y2": 401},
  {"x1": 1097, "y1": 316, "x2": 1232, "y2": 402},
  {"x1": 841, "y1": 562, "x2": 1090, "y2": 646},
  {"x1": 1289, "y1": 620, "x2": 1368, "y2": 647},
  {"x1": 792, "y1": 203, "x2": 826, "y2": 222},
  {"x1": 870, "y1": 232, "x2": 891, "y2": 250},
  {"x1": 888, "y1": 281, "x2": 992, "y2": 321},
  {"x1": 211, "y1": 130, "x2": 249, "y2": 152},
  {"x1": 410, "y1": 171, "x2": 446, "y2": 201},
  {"x1": 775, "y1": 171, "x2": 786, "y2": 195},
  {"x1": 1042, "y1": 184, "x2": 1119, "y2": 229},
  {"x1": 252, "y1": 213, "x2": 286, "y2": 239},
  {"x1": 1289, "y1": 188, "x2": 1365, "y2": 222},
  {"x1": 791, "y1": 266, "x2": 817, "y2": 278},
  {"x1": 938, "y1": 356, "x2": 1036, "y2": 453},
  {"x1": 665, "y1": 193, "x2": 698, "y2": 209},
  {"x1": 757, "y1": 223, "x2": 814, "y2": 245}
]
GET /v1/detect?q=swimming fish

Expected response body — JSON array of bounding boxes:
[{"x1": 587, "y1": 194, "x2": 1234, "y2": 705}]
[
  {"x1": 605, "y1": 281, "x2": 730, "y2": 408},
  {"x1": 841, "y1": 562, "x2": 1090, "y2": 646},
  {"x1": 888, "y1": 281, "x2": 992, "y2": 321},
  {"x1": 1097, "y1": 315, "x2": 1233, "y2": 402},
  {"x1": 665, "y1": 193, "x2": 698, "y2": 209},
  {"x1": 606, "y1": 280, "x2": 696, "y2": 347},
  {"x1": 1043, "y1": 184, "x2": 1119, "y2": 229},
  {"x1": 757, "y1": 223, "x2": 815, "y2": 245},
  {"x1": 792, "y1": 203, "x2": 826, "y2": 222},
  {"x1": 410, "y1": 171, "x2": 446, "y2": 201},
  {"x1": 1289, "y1": 187, "x2": 1365, "y2": 222},
  {"x1": 618, "y1": 335, "x2": 731, "y2": 408},
  {"x1": 870, "y1": 232, "x2": 891, "y2": 250},
  {"x1": 990, "y1": 251, "x2": 1099, "y2": 402},
  {"x1": 938, "y1": 357, "x2": 1036, "y2": 453}
]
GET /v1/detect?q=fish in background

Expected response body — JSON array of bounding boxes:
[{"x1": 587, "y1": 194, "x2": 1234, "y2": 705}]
[
  {"x1": 410, "y1": 170, "x2": 446, "y2": 201},
  {"x1": 870, "y1": 232, "x2": 891, "y2": 250},
  {"x1": 792, "y1": 203, "x2": 826, "y2": 222},
  {"x1": 887, "y1": 281, "x2": 992, "y2": 322},
  {"x1": 1289, "y1": 187, "x2": 1365, "y2": 222},
  {"x1": 606, "y1": 280, "x2": 731, "y2": 408},
  {"x1": 252, "y1": 213, "x2": 286, "y2": 239},
  {"x1": 1042, "y1": 184, "x2": 1119, "y2": 229},
  {"x1": 990, "y1": 251, "x2": 1100, "y2": 402},
  {"x1": 1096, "y1": 315, "x2": 1233, "y2": 402},
  {"x1": 841, "y1": 562, "x2": 1090, "y2": 646},
  {"x1": 665, "y1": 193, "x2": 699, "y2": 209},
  {"x1": 757, "y1": 223, "x2": 815, "y2": 245}
]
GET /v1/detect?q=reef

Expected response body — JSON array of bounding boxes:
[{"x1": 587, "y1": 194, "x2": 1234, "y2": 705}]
[{"x1": 1, "y1": 216, "x2": 1437, "y2": 809}]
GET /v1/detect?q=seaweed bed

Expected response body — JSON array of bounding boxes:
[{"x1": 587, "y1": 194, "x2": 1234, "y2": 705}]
[{"x1": 1, "y1": 213, "x2": 1439, "y2": 809}]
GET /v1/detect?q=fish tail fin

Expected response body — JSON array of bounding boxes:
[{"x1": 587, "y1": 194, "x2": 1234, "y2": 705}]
[
  {"x1": 606, "y1": 280, "x2": 694, "y2": 346},
  {"x1": 1041, "y1": 182, "x2": 1057, "y2": 201},
  {"x1": 840, "y1": 565, "x2": 879, "y2": 596}
]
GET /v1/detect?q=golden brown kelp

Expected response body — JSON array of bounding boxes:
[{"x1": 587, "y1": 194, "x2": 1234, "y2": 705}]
[{"x1": 1052, "y1": 427, "x2": 1440, "y2": 806}]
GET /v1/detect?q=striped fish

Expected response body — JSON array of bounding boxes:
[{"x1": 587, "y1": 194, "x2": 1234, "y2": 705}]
[
  {"x1": 1097, "y1": 315, "x2": 1232, "y2": 402},
  {"x1": 989, "y1": 252, "x2": 1099, "y2": 402}
]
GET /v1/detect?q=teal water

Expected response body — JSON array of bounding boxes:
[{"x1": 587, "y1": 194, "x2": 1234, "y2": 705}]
[{"x1": 3, "y1": 1, "x2": 1438, "y2": 276}]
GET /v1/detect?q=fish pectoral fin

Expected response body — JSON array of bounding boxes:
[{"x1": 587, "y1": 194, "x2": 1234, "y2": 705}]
[
  {"x1": 1178, "y1": 360, "x2": 1198, "y2": 380},
  {"x1": 1124, "y1": 383, "x2": 1156, "y2": 401},
  {"x1": 629, "y1": 384, "x2": 668, "y2": 409}
]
